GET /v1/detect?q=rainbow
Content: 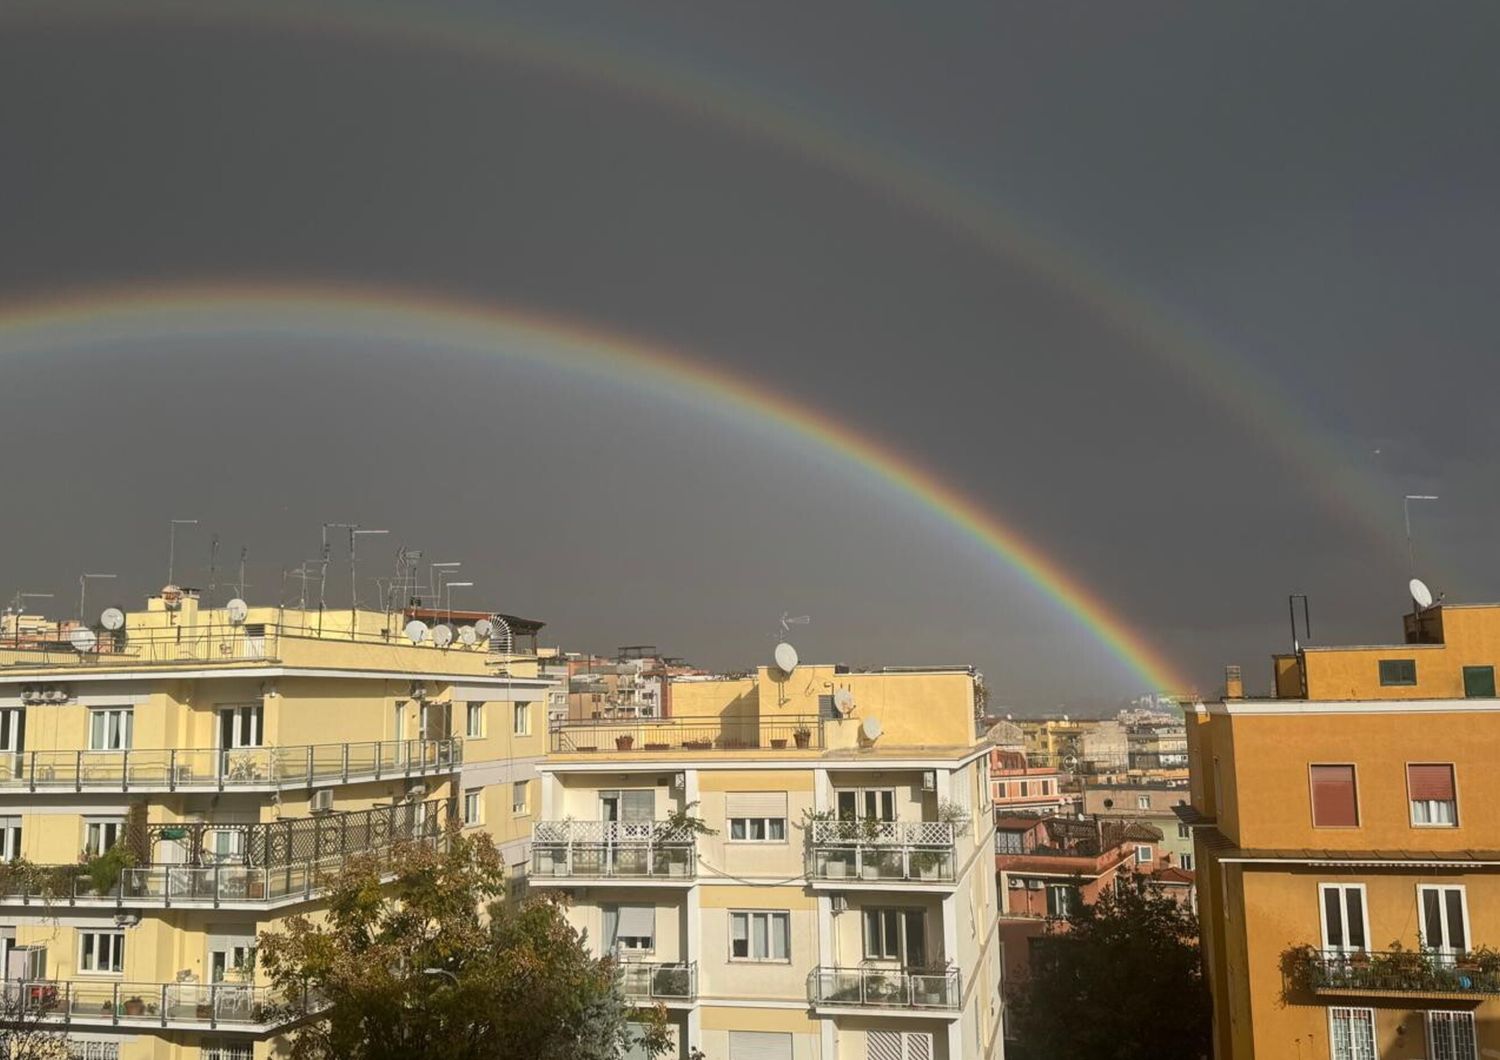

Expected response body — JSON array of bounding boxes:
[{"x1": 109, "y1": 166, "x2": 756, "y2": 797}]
[
  {"x1": 0, "y1": 0, "x2": 1407, "y2": 559},
  {"x1": 0, "y1": 282, "x2": 1193, "y2": 693}
]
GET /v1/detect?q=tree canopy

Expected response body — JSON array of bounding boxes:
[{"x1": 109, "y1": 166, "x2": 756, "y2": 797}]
[
  {"x1": 258, "y1": 826, "x2": 671, "y2": 1060},
  {"x1": 1005, "y1": 873, "x2": 1211, "y2": 1060}
]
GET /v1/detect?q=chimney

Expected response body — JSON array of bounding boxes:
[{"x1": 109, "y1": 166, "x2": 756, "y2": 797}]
[{"x1": 1224, "y1": 665, "x2": 1244, "y2": 699}]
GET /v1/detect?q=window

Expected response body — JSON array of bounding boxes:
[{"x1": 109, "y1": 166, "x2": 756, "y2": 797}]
[
  {"x1": 728, "y1": 1031, "x2": 792, "y2": 1060},
  {"x1": 200, "y1": 1045, "x2": 253, "y2": 1060},
  {"x1": 87, "y1": 709, "x2": 132, "y2": 751},
  {"x1": 862, "y1": 908, "x2": 926, "y2": 964},
  {"x1": 463, "y1": 788, "x2": 482, "y2": 826},
  {"x1": 1409, "y1": 763, "x2": 1458, "y2": 826},
  {"x1": 1420, "y1": 885, "x2": 1469, "y2": 955},
  {"x1": 1134, "y1": 845, "x2": 1152, "y2": 864},
  {"x1": 1178, "y1": 823, "x2": 1190, "y2": 839},
  {"x1": 866, "y1": 1030, "x2": 935, "y2": 1060},
  {"x1": 513, "y1": 703, "x2": 531, "y2": 736},
  {"x1": 0, "y1": 818, "x2": 19, "y2": 862},
  {"x1": 730, "y1": 911, "x2": 790, "y2": 961},
  {"x1": 835, "y1": 788, "x2": 895, "y2": 821},
  {"x1": 1329, "y1": 1007, "x2": 1376, "y2": 1060},
  {"x1": 1046, "y1": 884, "x2": 1076, "y2": 918},
  {"x1": 79, "y1": 930, "x2": 124, "y2": 974},
  {"x1": 726, "y1": 792, "x2": 788, "y2": 842},
  {"x1": 1310, "y1": 764, "x2": 1359, "y2": 827},
  {"x1": 1180, "y1": 852, "x2": 1194, "y2": 871},
  {"x1": 1379, "y1": 658, "x2": 1417, "y2": 686},
  {"x1": 995, "y1": 830, "x2": 1025, "y2": 854},
  {"x1": 1017, "y1": 781, "x2": 1029, "y2": 798},
  {"x1": 466, "y1": 703, "x2": 484, "y2": 738},
  {"x1": 1136, "y1": 795, "x2": 1151, "y2": 810},
  {"x1": 84, "y1": 818, "x2": 125, "y2": 857},
  {"x1": 1428, "y1": 1010, "x2": 1478, "y2": 1060},
  {"x1": 512, "y1": 780, "x2": 529, "y2": 816},
  {"x1": 599, "y1": 789, "x2": 654, "y2": 822},
  {"x1": 602, "y1": 904, "x2": 654, "y2": 952},
  {"x1": 66, "y1": 1042, "x2": 121, "y2": 1060},
  {"x1": 0, "y1": 708, "x2": 23, "y2": 754},
  {"x1": 1463, "y1": 666, "x2": 1495, "y2": 699},
  {"x1": 1320, "y1": 884, "x2": 1369, "y2": 953},
  {"x1": 217, "y1": 705, "x2": 262, "y2": 749}
]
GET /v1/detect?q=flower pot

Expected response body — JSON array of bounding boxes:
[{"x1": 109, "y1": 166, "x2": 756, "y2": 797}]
[
  {"x1": 770, "y1": 739, "x2": 788, "y2": 749},
  {"x1": 123, "y1": 998, "x2": 146, "y2": 1016},
  {"x1": 793, "y1": 732, "x2": 811, "y2": 749},
  {"x1": 616, "y1": 735, "x2": 635, "y2": 751}
]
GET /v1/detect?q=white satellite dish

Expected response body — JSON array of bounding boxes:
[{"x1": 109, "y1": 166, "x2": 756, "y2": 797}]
[
  {"x1": 432, "y1": 624, "x2": 454, "y2": 648},
  {"x1": 100, "y1": 607, "x2": 125, "y2": 631},
  {"x1": 226, "y1": 599, "x2": 249, "y2": 624},
  {"x1": 69, "y1": 628, "x2": 97, "y2": 654},
  {"x1": 404, "y1": 620, "x2": 429, "y2": 644},
  {"x1": 773, "y1": 642, "x2": 799, "y2": 675},
  {"x1": 833, "y1": 688, "x2": 855, "y2": 715},
  {"x1": 861, "y1": 715, "x2": 882, "y2": 741},
  {"x1": 474, "y1": 618, "x2": 493, "y2": 638},
  {"x1": 458, "y1": 625, "x2": 477, "y2": 646},
  {"x1": 1410, "y1": 578, "x2": 1434, "y2": 609}
]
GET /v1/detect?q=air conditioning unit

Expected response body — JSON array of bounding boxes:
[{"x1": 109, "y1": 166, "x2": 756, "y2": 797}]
[
  {"x1": 310, "y1": 790, "x2": 334, "y2": 814},
  {"x1": 408, "y1": 783, "x2": 428, "y2": 799},
  {"x1": 1007, "y1": 878, "x2": 1022, "y2": 889},
  {"x1": 921, "y1": 770, "x2": 937, "y2": 792},
  {"x1": 1026, "y1": 879, "x2": 1044, "y2": 891}
]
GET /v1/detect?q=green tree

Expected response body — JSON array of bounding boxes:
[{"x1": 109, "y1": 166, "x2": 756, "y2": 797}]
[
  {"x1": 258, "y1": 824, "x2": 672, "y2": 1060},
  {"x1": 1006, "y1": 873, "x2": 1210, "y2": 1060}
]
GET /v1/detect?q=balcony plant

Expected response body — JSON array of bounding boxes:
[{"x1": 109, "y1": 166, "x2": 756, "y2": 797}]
[
  {"x1": 793, "y1": 726, "x2": 812, "y2": 749},
  {"x1": 653, "y1": 802, "x2": 715, "y2": 876},
  {"x1": 122, "y1": 995, "x2": 147, "y2": 1016},
  {"x1": 85, "y1": 843, "x2": 134, "y2": 896},
  {"x1": 615, "y1": 734, "x2": 635, "y2": 751}
]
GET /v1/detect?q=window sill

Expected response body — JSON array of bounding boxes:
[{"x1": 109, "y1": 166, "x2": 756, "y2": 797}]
[
  {"x1": 728, "y1": 958, "x2": 792, "y2": 965},
  {"x1": 726, "y1": 840, "x2": 789, "y2": 846}
]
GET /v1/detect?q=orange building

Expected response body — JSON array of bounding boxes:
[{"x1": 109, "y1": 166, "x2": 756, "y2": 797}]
[{"x1": 1187, "y1": 602, "x2": 1500, "y2": 1060}]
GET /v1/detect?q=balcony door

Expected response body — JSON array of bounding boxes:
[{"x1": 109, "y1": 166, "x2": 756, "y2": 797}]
[
  {"x1": 1319, "y1": 884, "x2": 1368, "y2": 954},
  {"x1": 219, "y1": 706, "x2": 263, "y2": 750},
  {"x1": 836, "y1": 788, "x2": 895, "y2": 822},
  {"x1": 600, "y1": 791, "x2": 654, "y2": 840},
  {"x1": 1419, "y1": 885, "x2": 1469, "y2": 959},
  {"x1": 863, "y1": 908, "x2": 928, "y2": 967},
  {"x1": 0, "y1": 709, "x2": 23, "y2": 776}
]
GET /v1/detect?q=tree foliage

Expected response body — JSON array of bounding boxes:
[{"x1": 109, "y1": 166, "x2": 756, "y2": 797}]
[
  {"x1": 258, "y1": 825, "x2": 671, "y2": 1060},
  {"x1": 1005, "y1": 873, "x2": 1211, "y2": 1060}
]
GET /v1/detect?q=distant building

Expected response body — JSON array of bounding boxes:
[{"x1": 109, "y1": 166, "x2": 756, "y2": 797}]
[
  {"x1": 1081, "y1": 782, "x2": 1195, "y2": 872},
  {"x1": 989, "y1": 749, "x2": 1078, "y2": 816},
  {"x1": 563, "y1": 646, "x2": 705, "y2": 720}
]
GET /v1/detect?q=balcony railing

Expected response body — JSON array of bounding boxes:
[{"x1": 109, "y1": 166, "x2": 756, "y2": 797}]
[
  {"x1": 618, "y1": 961, "x2": 697, "y2": 1001},
  {"x1": 0, "y1": 979, "x2": 318, "y2": 1030},
  {"x1": 808, "y1": 820, "x2": 956, "y2": 883},
  {"x1": 550, "y1": 715, "x2": 823, "y2": 754},
  {"x1": 1287, "y1": 947, "x2": 1500, "y2": 997},
  {"x1": 531, "y1": 820, "x2": 696, "y2": 880},
  {"x1": 0, "y1": 738, "x2": 462, "y2": 792},
  {"x1": 808, "y1": 966, "x2": 961, "y2": 1010}
]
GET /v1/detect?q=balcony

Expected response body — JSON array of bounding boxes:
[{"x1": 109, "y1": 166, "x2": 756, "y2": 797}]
[
  {"x1": 1286, "y1": 946, "x2": 1500, "y2": 999},
  {"x1": 0, "y1": 738, "x2": 462, "y2": 793},
  {"x1": 530, "y1": 821, "x2": 696, "y2": 881},
  {"x1": 550, "y1": 715, "x2": 823, "y2": 755},
  {"x1": 807, "y1": 820, "x2": 957, "y2": 885},
  {"x1": 618, "y1": 961, "x2": 697, "y2": 1003},
  {"x1": 0, "y1": 979, "x2": 319, "y2": 1032},
  {"x1": 808, "y1": 966, "x2": 962, "y2": 1011}
]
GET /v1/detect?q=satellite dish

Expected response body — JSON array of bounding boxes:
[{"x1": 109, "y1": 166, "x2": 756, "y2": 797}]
[
  {"x1": 1410, "y1": 578, "x2": 1434, "y2": 609},
  {"x1": 474, "y1": 618, "x2": 493, "y2": 638},
  {"x1": 226, "y1": 599, "x2": 249, "y2": 624},
  {"x1": 100, "y1": 608, "x2": 125, "y2": 631},
  {"x1": 861, "y1": 716, "x2": 882, "y2": 741},
  {"x1": 432, "y1": 624, "x2": 454, "y2": 648},
  {"x1": 404, "y1": 620, "x2": 429, "y2": 644},
  {"x1": 833, "y1": 688, "x2": 855, "y2": 715},
  {"x1": 458, "y1": 625, "x2": 477, "y2": 646},
  {"x1": 773, "y1": 642, "x2": 799, "y2": 675},
  {"x1": 69, "y1": 628, "x2": 97, "y2": 654}
]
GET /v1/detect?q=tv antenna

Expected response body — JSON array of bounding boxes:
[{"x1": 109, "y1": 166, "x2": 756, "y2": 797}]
[
  {"x1": 1403, "y1": 494, "x2": 1439, "y2": 581},
  {"x1": 1288, "y1": 593, "x2": 1311, "y2": 652},
  {"x1": 77, "y1": 573, "x2": 116, "y2": 622},
  {"x1": 7, "y1": 591, "x2": 53, "y2": 648},
  {"x1": 779, "y1": 613, "x2": 810, "y2": 636},
  {"x1": 166, "y1": 519, "x2": 198, "y2": 587}
]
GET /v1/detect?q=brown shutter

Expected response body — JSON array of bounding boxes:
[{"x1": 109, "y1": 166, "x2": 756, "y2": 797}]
[
  {"x1": 1310, "y1": 765, "x2": 1359, "y2": 827},
  {"x1": 1408, "y1": 764, "x2": 1456, "y2": 801}
]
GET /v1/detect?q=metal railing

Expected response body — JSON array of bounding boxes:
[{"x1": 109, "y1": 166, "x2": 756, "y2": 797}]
[
  {"x1": 550, "y1": 715, "x2": 822, "y2": 754},
  {"x1": 808, "y1": 966, "x2": 961, "y2": 1010},
  {"x1": 531, "y1": 820, "x2": 697, "y2": 880},
  {"x1": 1292, "y1": 948, "x2": 1500, "y2": 996},
  {"x1": 618, "y1": 961, "x2": 697, "y2": 1001},
  {"x1": 0, "y1": 738, "x2": 462, "y2": 792},
  {"x1": 0, "y1": 979, "x2": 317, "y2": 1029},
  {"x1": 807, "y1": 820, "x2": 957, "y2": 883}
]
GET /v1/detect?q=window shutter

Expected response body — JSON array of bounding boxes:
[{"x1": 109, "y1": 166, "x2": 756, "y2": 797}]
[
  {"x1": 1408, "y1": 764, "x2": 1455, "y2": 801},
  {"x1": 617, "y1": 905, "x2": 655, "y2": 938},
  {"x1": 725, "y1": 792, "x2": 787, "y2": 819},
  {"x1": 728, "y1": 1031, "x2": 792, "y2": 1060},
  {"x1": 1310, "y1": 765, "x2": 1358, "y2": 826},
  {"x1": 868, "y1": 1031, "x2": 932, "y2": 1060}
]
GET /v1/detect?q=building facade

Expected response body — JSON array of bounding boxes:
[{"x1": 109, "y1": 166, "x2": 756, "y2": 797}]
[
  {"x1": 533, "y1": 663, "x2": 1004, "y2": 1060},
  {"x1": 1188, "y1": 602, "x2": 1500, "y2": 1060},
  {"x1": 0, "y1": 588, "x2": 550, "y2": 1060}
]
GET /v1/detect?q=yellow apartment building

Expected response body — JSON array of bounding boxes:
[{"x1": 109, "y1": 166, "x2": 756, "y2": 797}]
[
  {"x1": 0, "y1": 587, "x2": 551, "y2": 1060},
  {"x1": 1187, "y1": 602, "x2": 1500, "y2": 1060},
  {"x1": 533, "y1": 662, "x2": 1004, "y2": 1060}
]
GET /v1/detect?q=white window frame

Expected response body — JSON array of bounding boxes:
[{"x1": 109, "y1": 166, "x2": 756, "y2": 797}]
[
  {"x1": 513, "y1": 702, "x2": 531, "y2": 736},
  {"x1": 1408, "y1": 763, "x2": 1459, "y2": 828},
  {"x1": 84, "y1": 818, "x2": 126, "y2": 858},
  {"x1": 1134, "y1": 844, "x2": 1152, "y2": 864},
  {"x1": 1180, "y1": 852, "x2": 1194, "y2": 871},
  {"x1": 87, "y1": 708, "x2": 133, "y2": 751},
  {"x1": 1328, "y1": 1006, "x2": 1376, "y2": 1060},
  {"x1": 835, "y1": 787, "x2": 896, "y2": 822},
  {"x1": 603, "y1": 904, "x2": 655, "y2": 953},
  {"x1": 466, "y1": 703, "x2": 484, "y2": 739},
  {"x1": 1046, "y1": 883, "x2": 1074, "y2": 918},
  {"x1": 463, "y1": 788, "x2": 483, "y2": 826},
  {"x1": 512, "y1": 780, "x2": 529, "y2": 816},
  {"x1": 1319, "y1": 883, "x2": 1370, "y2": 954},
  {"x1": 0, "y1": 818, "x2": 19, "y2": 863},
  {"x1": 78, "y1": 930, "x2": 125, "y2": 975},
  {"x1": 1427, "y1": 1010, "x2": 1478, "y2": 1060},
  {"x1": 1418, "y1": 884, "x2": 1471, "y2": 956},
  {"x1": 727, "y1": 817, "x2": 787, "y2": 842},
  {"x1": 218, "y1": 704, "x2": 263, "y2": 749},
  {"x1": 1136, "y1": 795, "x2": 1151, "y2": 810},
  {"x1": 729, "y1": 910, "x2": 791, "y2": 962},
  {"x1": 862, "y1": 907, "x2": 926, "y2": 963}
]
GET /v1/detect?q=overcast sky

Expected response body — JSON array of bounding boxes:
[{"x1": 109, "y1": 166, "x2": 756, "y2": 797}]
[{"x1": 2, "y1": 2, "x2": 1498, "y2": 710}]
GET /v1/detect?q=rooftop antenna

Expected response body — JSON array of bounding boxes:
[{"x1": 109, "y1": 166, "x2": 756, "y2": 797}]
[
  {"x1": 431, "y1": 562, "x2": 461, "y2": 608},
  {"x1": 1287, "y1": 593, "x2": 1311, "y2": 652},
  {"x1": 207, "y1": 534, "x2": 220, "y2": 606},
  {"x1": 9, "y1": 591, "x2": 53, "y2": 648},
  {"x1": 349, "y1": 527, "x2": 389, "y2": 637},
  {"x1": 78, "y1": 573, "x2": 117, "y2": 623},
  {"x1": 319, "y1": 523, "x2": 354, "y2": 634},
  {"x1": 237, "y1": 547, "x2": 248, "y2": 600},
  {"x1": 779, "y1": 612, "x2": 810, "y2": 636},
  {"x1": 1403, "y1": 494, "x2": 1439, "y2": 581},
  {"x1": 167, "y1": 519, "x2": 198, "y2": 586},
  {"x1": 444, "y1": 581, "x2": 474, "y2": 627}
]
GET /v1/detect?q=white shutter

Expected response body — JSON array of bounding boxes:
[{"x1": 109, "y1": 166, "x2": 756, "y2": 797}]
[
  {"x1": 725, "y1": 792, "x2": 788, "y2": 819},
  {"x1": 729, "y1": 1031, "x2": 793, "y2": 1060},
  {"x1": 617, "y1": 905, "x2": 655, "y2": 939},
  {"x1": 903, "y1": 1032, "x2": 933, "y2": 1060},
  {"x1": 868, "y1": 1031, "x2": 932, "y2": 1060}
]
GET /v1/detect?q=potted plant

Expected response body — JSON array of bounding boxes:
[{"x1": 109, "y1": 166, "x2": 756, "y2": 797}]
[
  {"x1": 615, "y1": 734, "x2": 635, "y2": 751},
  {"x1": 770, "y1": 738, "x2": 788, "y2": 749},
  {"x1": 122, "y1": 995, "x2": 147, "y2": 1016},
  {"x1": 793, "y1": 726, "x2": 812, "y2": 749},
  {"x1": 682, "y1": 739, "x2": 712, "y2": 751},
  {"x1": 86, "y1": 843, "x2": 134, "y2": 896},
  {"x1": 654, "y1": 802, "x2": 716, "y2": 876}
]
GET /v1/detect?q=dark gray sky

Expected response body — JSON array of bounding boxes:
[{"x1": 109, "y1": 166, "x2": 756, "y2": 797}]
[{"x1": 2, "y1": 2, "x2": 1498, "y2": 710}]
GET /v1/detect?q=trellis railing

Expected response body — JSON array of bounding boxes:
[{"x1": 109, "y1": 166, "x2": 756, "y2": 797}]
[
  {"x1": 531, "y1": 820, "x2": 697, "y2": 879},
  {"x1": 807, "y1": 820, "x2": 957, "y2": 883},
  {"x1": 808, "y1": 966, "x2": 961, "y2": 1009}
]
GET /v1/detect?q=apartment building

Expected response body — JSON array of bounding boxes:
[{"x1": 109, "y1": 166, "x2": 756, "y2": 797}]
[
  {"x1": 532, "y1": 662, "x2": 1004, "y2": 1060},
  {"x1": 0, "y1": 587, "x2": 550, "y2": 1060},
  {"x1": 1081, "y1": 783, "x2": 1194, "y2": 870},
  {"x1": 988, "y1": 751, "x2": 1076, "y2": 817},
  {"x1": 1187, "y1": 601, "x2": 1500, "y2": 1060}
]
